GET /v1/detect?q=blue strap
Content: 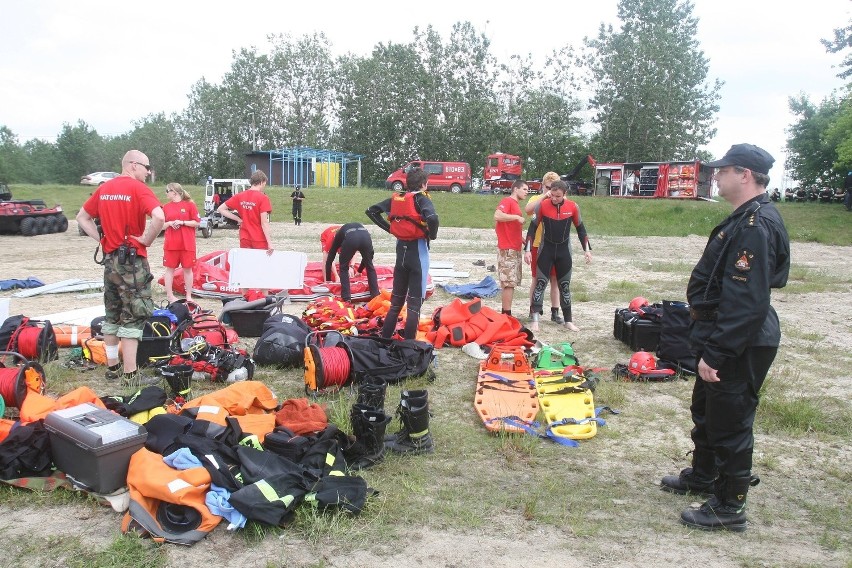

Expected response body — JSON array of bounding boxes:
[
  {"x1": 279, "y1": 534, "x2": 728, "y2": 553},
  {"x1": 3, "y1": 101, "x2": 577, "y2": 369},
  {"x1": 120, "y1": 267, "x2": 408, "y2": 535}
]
[
  {"x1": 482, "y1": 371, "x2": 532, "y2": 386},
  {"x1": 485, "y1": 416, "x2": 541, "y2": 437},
  {"x1": 544, "y1": 429, "x2": 581, "y2": 447}
]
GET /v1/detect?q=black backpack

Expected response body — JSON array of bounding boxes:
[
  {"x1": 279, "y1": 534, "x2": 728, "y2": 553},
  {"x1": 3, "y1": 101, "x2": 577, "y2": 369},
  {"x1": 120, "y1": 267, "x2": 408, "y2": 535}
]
[
  {"x1": 655, "y1": 300, "x2": 696, "y2": 374},
  {"x1": 252, "y1": 314, "x2": 312, "y2": 368}
]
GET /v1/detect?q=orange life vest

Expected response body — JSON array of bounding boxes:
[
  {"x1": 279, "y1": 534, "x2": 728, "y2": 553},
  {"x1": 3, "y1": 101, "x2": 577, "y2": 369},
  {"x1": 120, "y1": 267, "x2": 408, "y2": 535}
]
[{"x1": 388, "y1": 192, "x2": 427, "y2": 240}]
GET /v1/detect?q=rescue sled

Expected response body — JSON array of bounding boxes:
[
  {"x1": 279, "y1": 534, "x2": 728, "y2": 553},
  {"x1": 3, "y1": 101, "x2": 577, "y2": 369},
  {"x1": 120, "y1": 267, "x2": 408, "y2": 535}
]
[
  {"x1": 473, "y1": 345, "x2": 539, "y2": 434},
  {"x1": 535, "y1": 369, "x2": 598, "y2": 441},
  {"x1": 161, "y1": 250, "x2": 433, "y2": 302}
]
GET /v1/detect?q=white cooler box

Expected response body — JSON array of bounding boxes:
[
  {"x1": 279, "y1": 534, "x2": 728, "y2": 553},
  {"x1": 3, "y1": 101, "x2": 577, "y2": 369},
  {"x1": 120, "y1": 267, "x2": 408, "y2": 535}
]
[{"x1": 45, "y1": 403, "x2": 147, "y2": 493}]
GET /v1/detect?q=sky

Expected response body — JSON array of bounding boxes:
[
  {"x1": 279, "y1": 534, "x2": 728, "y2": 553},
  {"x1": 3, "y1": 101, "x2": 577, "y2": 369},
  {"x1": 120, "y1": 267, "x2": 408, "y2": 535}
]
[{"x1": 1, "y1": 0, "x2": 849, "y2": 187}]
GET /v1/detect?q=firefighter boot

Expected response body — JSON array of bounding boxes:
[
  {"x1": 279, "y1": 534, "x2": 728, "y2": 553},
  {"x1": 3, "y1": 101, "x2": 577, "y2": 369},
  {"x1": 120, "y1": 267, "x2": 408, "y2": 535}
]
[
  {"x1": 385, "y1": 393, "x2": 434, "y2": 455},
  {"x1": 356, "y1": 375, "x2": 387, "y2": 411},
  {"x1": 348, "y1": 404, "x2": 392, "y2": 469},
  {"x1": 660, "y1": 449, "x2": 717, "y2": 496},
  {"x1": 384, "y1": 390, "x2": 428, "y2": 442},
  {"x1": 680, "y1": 476, "x2": 756, "y2": 532}
]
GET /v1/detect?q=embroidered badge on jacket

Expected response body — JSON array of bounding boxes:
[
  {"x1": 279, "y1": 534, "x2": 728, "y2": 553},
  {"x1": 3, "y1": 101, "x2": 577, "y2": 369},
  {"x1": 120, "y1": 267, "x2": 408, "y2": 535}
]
[{"x1": 735, "y1": 249, "x2": 754, "y2": 272}]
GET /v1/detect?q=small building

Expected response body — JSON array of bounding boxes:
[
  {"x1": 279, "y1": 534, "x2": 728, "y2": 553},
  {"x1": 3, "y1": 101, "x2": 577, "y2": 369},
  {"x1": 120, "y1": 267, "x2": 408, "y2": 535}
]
[{"x1": 244, "y1": 147, "x2": 364, "y2": 188}]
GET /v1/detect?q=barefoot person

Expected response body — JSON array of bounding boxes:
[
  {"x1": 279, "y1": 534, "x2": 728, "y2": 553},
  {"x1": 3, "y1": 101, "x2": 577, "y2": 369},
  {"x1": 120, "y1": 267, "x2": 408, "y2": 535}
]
[{"x1": 524, "y1": 180, "x2": 592, "y2": 332}]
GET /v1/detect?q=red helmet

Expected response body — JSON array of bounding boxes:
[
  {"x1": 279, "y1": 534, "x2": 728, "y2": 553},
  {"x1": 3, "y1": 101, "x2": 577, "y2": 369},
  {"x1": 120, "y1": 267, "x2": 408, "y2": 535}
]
[
  {"x1": 629, "y1": 351, "x2": 656, "y2": 373},
  {"x1": 629, "y1": 296, "x2": 650, "y2": 313}
]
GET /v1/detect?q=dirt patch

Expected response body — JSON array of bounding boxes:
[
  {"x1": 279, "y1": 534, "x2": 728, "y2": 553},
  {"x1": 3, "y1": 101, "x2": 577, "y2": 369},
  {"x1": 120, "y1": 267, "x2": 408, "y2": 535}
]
[{"x1": 1, "y1": 221, "x2": 849, "y2": 567}]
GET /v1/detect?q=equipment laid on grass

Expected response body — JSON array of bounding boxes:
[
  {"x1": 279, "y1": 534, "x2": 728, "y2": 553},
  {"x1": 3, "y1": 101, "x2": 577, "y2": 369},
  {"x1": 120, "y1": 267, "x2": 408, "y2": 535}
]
[
  {"x1": 303, "y1": 331, "x2": 354, "y2": 394},
  {"x1": 535, "y1": 368, "x2": 600, "y2": 441},
  {"x1": 0, "y1": 351, "x2": 46, "y2": 409},
  {"x1": 473, "y1": 345, "x2": 539, "y2": 434}
]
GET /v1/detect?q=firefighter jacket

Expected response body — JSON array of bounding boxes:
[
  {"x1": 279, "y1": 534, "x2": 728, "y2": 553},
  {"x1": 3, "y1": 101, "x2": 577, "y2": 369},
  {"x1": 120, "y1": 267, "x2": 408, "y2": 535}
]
[{"x1": 686, "y1": 193, "x2": 790, "y2": 370}]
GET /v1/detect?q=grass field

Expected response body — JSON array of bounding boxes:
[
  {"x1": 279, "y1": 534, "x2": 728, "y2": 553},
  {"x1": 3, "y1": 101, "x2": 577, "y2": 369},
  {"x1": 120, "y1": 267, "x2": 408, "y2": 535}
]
[{"x1": 8, "y1": 183, "x2": 852, "y2": 245}]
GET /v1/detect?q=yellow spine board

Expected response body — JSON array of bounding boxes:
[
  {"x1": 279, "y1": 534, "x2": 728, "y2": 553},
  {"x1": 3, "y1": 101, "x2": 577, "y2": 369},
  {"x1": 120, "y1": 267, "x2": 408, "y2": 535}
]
[{"x1": 535, "y1": 374, "x2": 597, "y2": 440}]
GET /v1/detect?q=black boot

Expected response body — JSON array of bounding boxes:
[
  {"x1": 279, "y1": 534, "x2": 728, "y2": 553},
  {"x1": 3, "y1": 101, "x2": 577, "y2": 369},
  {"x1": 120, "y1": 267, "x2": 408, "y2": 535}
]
[
  {"x1": 661, "y1": 449, "x2": 717, "y2": 496},
  {"x1": 160, "y1": 364, "x2": 193, "y2": 399},
  {"x1": 680, "y1": 476, "x2": 757, "y2": 532},
  {"x1": 348, "y1": 404, "x2": 391, "y2": 469},
  {"x1": 356, "y1": 376, "x2": 387, "y2": 411},
  {"x1": 385, "y1": 391, "x2": 434, "y2": 455},
  {"x1": 384, "y1": 390, "x2": 428, "y2": 442}
]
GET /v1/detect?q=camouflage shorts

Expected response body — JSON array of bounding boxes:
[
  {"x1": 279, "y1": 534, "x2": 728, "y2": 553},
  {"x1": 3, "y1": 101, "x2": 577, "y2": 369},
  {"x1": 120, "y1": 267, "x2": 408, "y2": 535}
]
[
  {"x1": 102, "y1": 254, "x2": 156, "y2": 339},
  {"x1": 497, "y1": 248, "x2": 523, "y2": 288}
]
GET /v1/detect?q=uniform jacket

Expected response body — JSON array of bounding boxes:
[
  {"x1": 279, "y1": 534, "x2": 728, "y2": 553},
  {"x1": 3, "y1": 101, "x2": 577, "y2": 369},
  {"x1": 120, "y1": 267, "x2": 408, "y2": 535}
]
[{"x1": 687, "y1": 194, "x2": 790, "y2": 369}]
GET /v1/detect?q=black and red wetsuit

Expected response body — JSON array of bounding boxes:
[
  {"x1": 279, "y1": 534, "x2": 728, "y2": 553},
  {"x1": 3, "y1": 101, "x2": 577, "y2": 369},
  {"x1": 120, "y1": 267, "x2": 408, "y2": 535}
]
[{"x1": 525, "y1": 197, "x2": 590, "y2": 322}]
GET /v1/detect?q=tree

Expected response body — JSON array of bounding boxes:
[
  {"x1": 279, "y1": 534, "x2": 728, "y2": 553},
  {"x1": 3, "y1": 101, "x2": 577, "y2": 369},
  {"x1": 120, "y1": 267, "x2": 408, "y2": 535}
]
[
  {"x1": 785, "y1": 94, "x2": 843, "y2": 188},
  {"x1": 0, "y1": 126, "x2": 25, "y2": 182},
  {"x1": 821, "y1": 20, "x2": 852, "y2": 81},
  {"x1": 53, "y1": 121, "x2": 105, "y2": 184},
  {"x1": 578, "y1": 0, "x2": 721, "y2": 162}
]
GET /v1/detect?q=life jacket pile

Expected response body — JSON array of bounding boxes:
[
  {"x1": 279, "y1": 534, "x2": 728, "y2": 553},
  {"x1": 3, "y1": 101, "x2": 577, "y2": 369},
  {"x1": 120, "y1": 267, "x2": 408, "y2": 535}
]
[{"x1": 425, "y1": 297, "x2": 534, "y2": 349}]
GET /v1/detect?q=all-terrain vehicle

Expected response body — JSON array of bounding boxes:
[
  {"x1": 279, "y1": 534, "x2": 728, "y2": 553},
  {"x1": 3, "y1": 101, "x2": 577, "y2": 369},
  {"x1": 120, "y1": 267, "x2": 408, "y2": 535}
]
[{"x1": 0, "y1": 183, "x2": 69, "y2": 236}]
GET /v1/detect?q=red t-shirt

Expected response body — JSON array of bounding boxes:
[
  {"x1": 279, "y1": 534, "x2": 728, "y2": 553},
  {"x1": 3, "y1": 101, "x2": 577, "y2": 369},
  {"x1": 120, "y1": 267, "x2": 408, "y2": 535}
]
[
  {"x1": 320, "y1": 225, "x2": 343, "y2": 252},
  {"x1": 162, "y1": 200, "x2": 200, "y2": 252},
  {"x1": 224, "y1": 189, "x2": 272, "y2": 245},
  {"x1": 495, "y1": 196, "x2": 523, "y2": 250},
  {"x1": 82, "y1": 176, "x2": 161, "y2": 257}
]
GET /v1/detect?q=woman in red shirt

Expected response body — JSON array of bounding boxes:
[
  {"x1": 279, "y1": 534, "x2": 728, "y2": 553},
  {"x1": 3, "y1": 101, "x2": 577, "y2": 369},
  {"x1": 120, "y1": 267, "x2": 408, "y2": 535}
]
[{"x1": 162, "y1": 182, "x2": 200, "y2": 302}]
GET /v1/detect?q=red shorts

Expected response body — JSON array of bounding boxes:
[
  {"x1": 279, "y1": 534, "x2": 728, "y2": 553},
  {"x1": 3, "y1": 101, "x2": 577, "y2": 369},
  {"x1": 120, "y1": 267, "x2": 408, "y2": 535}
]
[
  {"x1": 530, "y1": 247, "x2": 556, "y2": 278},
  {"x1": 240, "y1": 238, "x2": 269, "y2": 249},
  {"x1": 163, "y1": 249, "x2": 196, "y2": 269}
]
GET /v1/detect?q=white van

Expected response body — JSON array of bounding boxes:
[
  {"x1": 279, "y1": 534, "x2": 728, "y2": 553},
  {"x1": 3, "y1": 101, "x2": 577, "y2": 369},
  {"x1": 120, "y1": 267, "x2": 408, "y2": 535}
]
[{"x1": 200, "y1": 178, "x2": 250, "y2": 237}]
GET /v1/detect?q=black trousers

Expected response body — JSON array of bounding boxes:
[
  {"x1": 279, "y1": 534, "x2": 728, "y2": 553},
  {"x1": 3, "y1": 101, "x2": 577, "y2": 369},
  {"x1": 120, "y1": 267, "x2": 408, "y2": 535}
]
[
  {"x1": 690, "y1": 346, "x2": 777, "y2": 478},
  {"x1": 338, "y1": 231, "x2": 379, "y2": 303},
  {"x1": 292, "y1": 201, "x2": 302, "y2": 220}
]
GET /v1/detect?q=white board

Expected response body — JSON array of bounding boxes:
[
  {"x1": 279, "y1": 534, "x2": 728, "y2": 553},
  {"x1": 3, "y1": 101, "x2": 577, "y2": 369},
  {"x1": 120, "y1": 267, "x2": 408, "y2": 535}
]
[
  {"x1": 34, "y1": 304, "x2": 105, "y2": 326},
  {"x1": 429, "y1": 269, "x2": 470, "y2": 278},
  {"x1": 429, "y1": 261, "x2": 454, "y2": 269},
  {"x1": 228, "y1": 248, "x2": 307, "y2": 289}
]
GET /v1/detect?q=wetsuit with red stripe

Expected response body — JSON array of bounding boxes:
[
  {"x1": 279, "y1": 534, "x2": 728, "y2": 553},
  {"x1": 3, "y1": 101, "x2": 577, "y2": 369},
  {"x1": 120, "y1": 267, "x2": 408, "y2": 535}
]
[{"x1": 525, "y1": 197, "x2": 590, "y2": 322}]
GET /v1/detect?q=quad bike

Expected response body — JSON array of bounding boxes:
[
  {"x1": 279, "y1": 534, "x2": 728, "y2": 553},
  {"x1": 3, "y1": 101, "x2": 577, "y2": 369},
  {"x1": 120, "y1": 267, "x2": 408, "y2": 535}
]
[{"x1": 0, "y1": 183, "x2": 69, "y2": 236}]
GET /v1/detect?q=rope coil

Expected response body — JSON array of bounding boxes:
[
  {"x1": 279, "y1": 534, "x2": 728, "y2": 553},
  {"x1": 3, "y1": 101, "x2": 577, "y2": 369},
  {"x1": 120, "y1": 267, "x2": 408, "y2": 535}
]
[
  {"x1": 303, "y1": 331, "x2": 353, "y2": 394},
  {"x1": 0, "y1": 352, "x2": 46, "y2": 408}
]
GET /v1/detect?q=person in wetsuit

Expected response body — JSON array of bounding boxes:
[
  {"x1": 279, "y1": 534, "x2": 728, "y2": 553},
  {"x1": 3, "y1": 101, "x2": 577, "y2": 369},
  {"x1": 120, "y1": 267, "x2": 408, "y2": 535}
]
[
  {"x1": 366, "y1": 167, "x2": 439, "y2": 340},
  {"x1": 322, "y1": 222, "x2": 379, "y2": 303},
  {"x1": 524, "y1": 180, "x2": 592, "y2": 332}
]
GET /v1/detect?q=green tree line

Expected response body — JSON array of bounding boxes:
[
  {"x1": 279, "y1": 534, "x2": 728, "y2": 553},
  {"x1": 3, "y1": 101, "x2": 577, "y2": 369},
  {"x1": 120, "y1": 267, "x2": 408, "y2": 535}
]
[{"x1": 0, "y1": 0, "x2": 849, "y2": 190}]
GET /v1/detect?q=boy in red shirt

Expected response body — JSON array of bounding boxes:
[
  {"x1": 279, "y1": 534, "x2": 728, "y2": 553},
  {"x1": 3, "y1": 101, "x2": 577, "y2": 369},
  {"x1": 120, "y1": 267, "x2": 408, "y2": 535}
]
[{"x1": 493, "y1": 180, "x2": 528, "y2": 315}]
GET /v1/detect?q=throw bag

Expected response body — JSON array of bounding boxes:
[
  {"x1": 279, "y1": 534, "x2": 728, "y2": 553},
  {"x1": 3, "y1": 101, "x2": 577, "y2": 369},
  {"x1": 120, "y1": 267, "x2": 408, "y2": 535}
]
[{"x1": 344, "y1": 336, "x2": 434, "y2": 384}]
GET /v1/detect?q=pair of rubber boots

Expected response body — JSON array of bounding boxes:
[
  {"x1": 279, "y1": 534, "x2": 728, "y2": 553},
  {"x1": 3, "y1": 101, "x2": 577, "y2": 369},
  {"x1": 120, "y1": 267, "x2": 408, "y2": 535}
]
[
  {"x1": 384, "y1": 389, "x2": 434, "y2": 455},
  {"x1": 661, "y1": 449, "x2": 757, "y2": 532},
  {"x1": 348, "y1": 376, "x2": 390, "y2": 469}
]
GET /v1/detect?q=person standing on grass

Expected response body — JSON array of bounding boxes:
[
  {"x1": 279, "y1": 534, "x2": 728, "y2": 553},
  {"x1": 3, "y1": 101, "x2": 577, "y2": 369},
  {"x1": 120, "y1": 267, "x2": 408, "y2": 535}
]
[
  {"x1": 524, "y1": 171, "x2": 563, "y2": 323},
  {"x1": 493, "y1": 179, "x2": 528, "y2": 316},
  {"x1": 660, "y1": 143, "x2": 790, "y2": 532},
  {"x1": 323, "y1": 222, "x2": 380, "y2": 303},
  {"x1": 216, "y1": 170, "x2": 273, "y2": 297},
  {"x1": 366, "y1": 167, "x2": 439, "y2": 340},
  {"x1": 525, "y1": 180, "x2": 592, "y2": 332},
  {"x1": 290, "y1": 185, "x2": 305, "y2": 225},
  {"x1": 77, "y1": 149, "x2": 164, "y2": 388},
  {"x1": 162, "y1": 182, "x2": 200, "y2": 303}
]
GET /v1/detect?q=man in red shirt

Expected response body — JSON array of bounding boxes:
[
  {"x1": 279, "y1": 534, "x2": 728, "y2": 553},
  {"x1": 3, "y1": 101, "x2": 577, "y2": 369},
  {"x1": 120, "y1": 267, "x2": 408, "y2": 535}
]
[
  {"x1": 216, "y1": 170, "x2": 274, "y2": 296},
  {"x1": 77, "y1": 150, "x2": 165, "y2": 387},
  {"x1": 493, "y1": 180, "x2": 529, "y2": 316}
]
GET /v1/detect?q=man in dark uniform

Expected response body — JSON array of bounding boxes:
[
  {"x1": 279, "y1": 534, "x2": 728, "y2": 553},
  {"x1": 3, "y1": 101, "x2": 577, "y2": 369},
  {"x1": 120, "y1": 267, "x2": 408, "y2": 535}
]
[
  {"x1": 323, "y1": 222, "x2": 380, "y2": 303},
  {"x1": 366, "y1": 167, "x2": 439, "y2": 340},
  {"x1": 660, "y1": 143, "x2": 790, "y2": 532},
  {"x1": 77, "y1": 150, "x2": 165, "y2": 387}
]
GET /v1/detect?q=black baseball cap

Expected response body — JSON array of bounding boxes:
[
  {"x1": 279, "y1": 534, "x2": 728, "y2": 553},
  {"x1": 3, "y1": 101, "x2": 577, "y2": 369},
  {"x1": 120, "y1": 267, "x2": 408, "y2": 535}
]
[{"x1": 704, "y1": 143, "x2": 775, "y2": 175}]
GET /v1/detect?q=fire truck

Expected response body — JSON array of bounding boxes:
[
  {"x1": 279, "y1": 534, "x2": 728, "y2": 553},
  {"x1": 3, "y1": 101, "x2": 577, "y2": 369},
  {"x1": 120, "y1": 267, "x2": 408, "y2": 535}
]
[
  {"x1": 593, "y1": 160, "x2": 713, "y2": 199},
  {"x1": 483, "y1": 153, "x2": 594, "y2": 195}
]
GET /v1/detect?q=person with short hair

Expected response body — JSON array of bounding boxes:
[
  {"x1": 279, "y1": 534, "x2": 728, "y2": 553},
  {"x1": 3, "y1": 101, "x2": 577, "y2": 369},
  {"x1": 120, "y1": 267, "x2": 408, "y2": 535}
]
[
  {"x1": 493, "y1": 179, "x2": 528, "y2": 315},
  {"x1": 525, "y1": 180, "x2": 592, "y2": 332},
  {"x1": 524, "y1": 171, "x2": 563, "y2": 323},
  {"x1": 661, "y1": 143, "x2": 790, "y2": 532},
  {"x1": 216, "y1": 170, "x2": 273, "y2": 296},
  {"x1": 162, "y1": 182, "x2": 200, "y2": 303},
  {"x1": 77, "y1": 150, "x2": 165, "y2": 387},
  {"x1": 366, "y1": 167, "x2": 439, "y2": 340},
  {"x1": 290, "y1": 185, "x2": 306, "y2": 225}
]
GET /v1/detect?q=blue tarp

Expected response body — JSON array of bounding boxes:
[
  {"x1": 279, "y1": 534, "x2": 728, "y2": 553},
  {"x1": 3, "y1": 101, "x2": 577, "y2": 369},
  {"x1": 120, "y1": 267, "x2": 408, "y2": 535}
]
[
  {"x1": 437, "y1": 276, "x2": 500, "y2": 299},
  {"x1": 0, "y1": 277, "x2": 45, "y2": 291}
]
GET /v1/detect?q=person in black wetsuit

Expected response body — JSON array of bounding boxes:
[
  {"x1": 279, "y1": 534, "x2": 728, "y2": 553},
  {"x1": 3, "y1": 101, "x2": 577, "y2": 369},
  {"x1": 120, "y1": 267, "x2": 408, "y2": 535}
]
[
  {"x1": 323, "y1": 222, "x2": 379, "y2": 303},
  {"x1": 524, "y1": 180, "x2": 592, "y2": 332},
  {"x1": 366, "y1": 167, "x2": 439, "y2": 340}
]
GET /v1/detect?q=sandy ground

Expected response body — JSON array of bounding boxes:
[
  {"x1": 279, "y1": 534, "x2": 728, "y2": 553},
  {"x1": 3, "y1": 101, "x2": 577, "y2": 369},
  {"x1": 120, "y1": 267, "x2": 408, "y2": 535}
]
[{"x1": 1, "y1": 219, "x2": 850, "y2": 568}]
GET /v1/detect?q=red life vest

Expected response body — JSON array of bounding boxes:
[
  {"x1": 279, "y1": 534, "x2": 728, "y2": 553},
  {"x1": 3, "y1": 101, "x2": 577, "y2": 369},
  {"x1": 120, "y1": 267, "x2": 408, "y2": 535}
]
[{"x1": 388, "y1": 192, "x2": 427, "y2": 240}]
